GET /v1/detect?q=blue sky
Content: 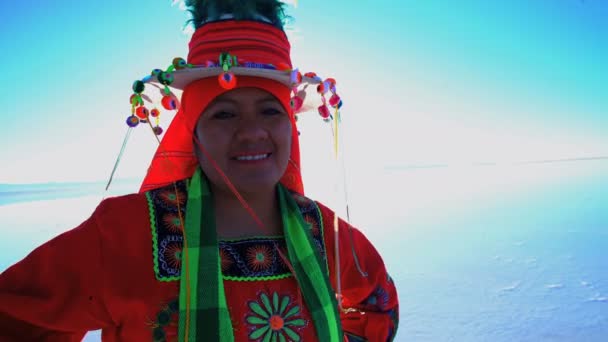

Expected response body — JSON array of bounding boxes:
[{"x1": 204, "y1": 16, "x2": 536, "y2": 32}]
[{"x1": 0, "y1": 0, "x2": 606, "y2": 184}]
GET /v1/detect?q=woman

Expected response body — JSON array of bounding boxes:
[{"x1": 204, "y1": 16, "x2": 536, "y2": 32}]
[{"x1": 0, "y1": 1, "x2": 398, "y2": 341}]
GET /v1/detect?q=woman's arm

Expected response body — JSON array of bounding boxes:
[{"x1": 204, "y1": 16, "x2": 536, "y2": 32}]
[
  {"x1": 338, "y1": 226, "x2": 399, "y2": 342},
  {"x1": 0, "y1": 203, "x2": 115, "y2": 341},
  {"x1": 317, "y1": 203, "x2": 399, "y2": 342}
]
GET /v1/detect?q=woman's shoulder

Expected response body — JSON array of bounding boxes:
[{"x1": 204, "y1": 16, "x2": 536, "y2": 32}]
[
  {"x1": 95, "y1": 192, "x2": 147, "y2": 216},
  {"x1": 305, "y1": 197, "x2": 379, "y2": 251},
  {"x1": 90, "y1": 191, "x2": 152, "y2": 237},
  {"x1": 96, "y1": 180, "x2": 187, "y2": 217}
]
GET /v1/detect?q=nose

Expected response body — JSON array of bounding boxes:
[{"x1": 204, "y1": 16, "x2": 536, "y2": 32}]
[{"x1": 234, "y1": 116, "x2": 269, "y2": 142}]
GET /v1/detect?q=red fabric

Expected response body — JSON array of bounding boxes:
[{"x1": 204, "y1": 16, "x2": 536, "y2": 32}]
[
  {"x1": 140, "y1": 76, "x2": 304, "y2": 194},
  {"x1": 188, "y1": 21, "x2": 291, "y2": 67},
  {"x1": 0, "y1": 193, "x2": 398, "y2": 341}
]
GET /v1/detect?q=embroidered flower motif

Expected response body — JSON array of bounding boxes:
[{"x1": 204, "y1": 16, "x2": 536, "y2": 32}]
[
  {"x1": 246, "y1": 245, "x2": 273, "y2": 272},
  {"x1": 219, "y1": 248, "x2": 233, "y2": 272},
  {"x1": 303, "y1": 214, "x2": 320, "y2": 236},
  {"x1": 247, "y1": 292, "x2": 306, "y2": 341},
  {"x1": 163, "y1": 242, "x2": 183, "y2": 270},
  {"x1": 148, "y1": 298, "x2": 179, "y2": 342},
  {"x1": 365, "y1": 286, "x2": 390, "y2": 310},
  {"x1": 162, "y1": 213, "x2": 183, "y2": 233},
  {"x1": 292, "y1": 193, "x2": 313, "y2": 209},
  {"x1": 158, "y1": 189, "x2": 186, "y2": 207}
]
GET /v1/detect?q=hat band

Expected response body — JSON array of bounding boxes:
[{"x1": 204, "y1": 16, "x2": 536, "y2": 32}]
[{"x1": 188, "y1": 20, "x2": 292, "y2": 68}]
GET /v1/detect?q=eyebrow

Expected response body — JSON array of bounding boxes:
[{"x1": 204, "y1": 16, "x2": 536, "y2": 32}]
[{"x1": 211, "y1": 96, "x2": 280, "y2": 105}]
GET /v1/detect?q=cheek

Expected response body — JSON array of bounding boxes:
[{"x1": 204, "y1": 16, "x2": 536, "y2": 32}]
[
  {"x1": 194, "y1": 124, "x2": 232, "y2": 168},
  {"x1": 276, "y1": 119, "x2": 293, "y2": 152},
  {"x1": 196, "y1": 123, "x2": 225, "y2": 149}
]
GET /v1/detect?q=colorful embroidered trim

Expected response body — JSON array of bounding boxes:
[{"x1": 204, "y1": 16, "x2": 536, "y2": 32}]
[
  {"x1": 146, "y1": 180, "x2": 188, "y2": 281},
  {"x1": 146, "y1": 180, "x2": 327, "y2": 282}
]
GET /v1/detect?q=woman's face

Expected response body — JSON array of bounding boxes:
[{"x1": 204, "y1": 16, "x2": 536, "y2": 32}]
[{"x1": 194, "y1": 87, "x2": 292, "y2": 195}]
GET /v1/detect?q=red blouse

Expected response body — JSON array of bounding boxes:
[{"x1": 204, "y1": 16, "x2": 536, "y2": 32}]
[{"x1": 0, "y1": 185, "x2": 398, "y2": 341}]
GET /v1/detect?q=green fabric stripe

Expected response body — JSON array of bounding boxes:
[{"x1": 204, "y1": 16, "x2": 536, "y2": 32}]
[
  {"x1": 279, "y1": 185, "x2": 343, "y2": 341},
  {"x1": 178, "y1": 172, "x2": 201, "y2": 341},
  {"x1": 176, "y1": 169, "x2": 341, "y2": 341}
]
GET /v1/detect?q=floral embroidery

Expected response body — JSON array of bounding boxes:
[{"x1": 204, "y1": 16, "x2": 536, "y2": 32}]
[
  {"x1": 162, "y1": 213, "x2": 183, "y2": 233},
  {"x1": 246, "y1": 292, "x2": 306, "y2": 341},
  {"x1": 220, "y1": 238, "x2": 287, "y2": 279},
  {"x1": 162, "y1": 242, "x2": 183, "y2": 270},
  {"x1": 148, "y1": 182, "x2": 326, "y2": 281},
  {"x1": 158, "y1": 189, "x2": 186, "y2": 208},
  {"x1": 148, "y1": 298, "x2": 179, "y2": 342},
  {"x1": 293, "y1": 193, "x2": 326, "y2": 262},
  {"x1": 304, "y1": 214, "x2": 320, "y2": 237},
  {"x1": 365, "y1": 286, "x2": 390, "y2": 311},
  {"x1": 147, "y1": 180, "x2": 188, "y2": 281},
  {"x1": 219, "y1": 248, "x2": 233, "y2": 272},
  {"x1": 246, "y1": 245, "x2": 273, "y2": 272}
]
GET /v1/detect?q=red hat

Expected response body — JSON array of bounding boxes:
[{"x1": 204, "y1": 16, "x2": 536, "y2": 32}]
[{"x1": 118, "y1": 11, "x2": 342, "y2": 195}]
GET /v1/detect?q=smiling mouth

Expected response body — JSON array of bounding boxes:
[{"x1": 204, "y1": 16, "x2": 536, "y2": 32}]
[{"x1": 232, "y1": 153, "x2": 271, "y2": 161}]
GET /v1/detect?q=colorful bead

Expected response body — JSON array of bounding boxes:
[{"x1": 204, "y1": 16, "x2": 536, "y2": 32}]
[
  {"x1": 129, "y1": 94, "x2": 139, "y2": 106},
  {"x1": 151, "y1": 69, "x2": 163, "y2": 76},
  {"x1": 150, "y1": 108, "x2": 160, "y2": 118},
  {"x1": 219, "y1": 53, "x2": 230, "y2": 65},
  {"x1": 316, "y1": 82, "x2": 325, "y2": 94},
  {"x1": 158, "y1": 72, "x2": 174, "y2": 86},
  {"x1": 135, "y1": 106, "x2": 149, "y2": 119},
  {"x1": 329, "y1": 94, "x2": 341, "y2": 108},
  {"x1": 321, "y1": 80, "x2": 331, "y2": 94},
  {"x1": 219, "y1": 52, "x2": 236, "y2": 71},
  {"x1": 153, "y1": 126, "x2": 164, "y2": 135},
  {"x1": 318, "y1": 105, "x2": 331, "y2": 119},
  {"x1": 132, "y1": 80, "x2": 145, "y2": 94},
  {"x1": 304, "y1": 72, "x2": 322, "y2": 82},
  {"x1": 290, "y1": 96, "x2": 304, "y2": 111},
  {"x1": 126, "y1": 115, "x2": 139, "y2": 127},
  {"x1": 218, "y1": 72, "x2": 237, "y2": 89},
  {"x1": 290, "y1": 69, "x2": 302, "y2": 87},
  {"x1": 161, "y1": 95, "x2": 178, "y2": 110},
  {"x1": 172, "y1": 57, "x2": 187, "y2": 70}
]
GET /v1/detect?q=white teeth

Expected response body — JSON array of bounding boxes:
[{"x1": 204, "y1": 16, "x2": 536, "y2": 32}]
[{"x1": 235, "y1": 154, "x2": 269, "y2": 161}]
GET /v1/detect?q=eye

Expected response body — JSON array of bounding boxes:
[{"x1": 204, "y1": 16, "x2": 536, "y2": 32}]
[
  {"x1": 212, "y1": 110, "x2": 235, "y2": 119},
  {"x1": 262, "y1": 107, "x2": 284, "y2": 116}
]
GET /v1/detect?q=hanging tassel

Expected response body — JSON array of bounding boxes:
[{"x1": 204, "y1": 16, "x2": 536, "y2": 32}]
[{"x1": 105, "y1": 127, "x2": 133, "y2": 192}]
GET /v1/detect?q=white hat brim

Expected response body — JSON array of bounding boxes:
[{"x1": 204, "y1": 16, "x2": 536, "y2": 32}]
[{"x1": 145, "y1": 67, "x2": 325, "y2": 114}]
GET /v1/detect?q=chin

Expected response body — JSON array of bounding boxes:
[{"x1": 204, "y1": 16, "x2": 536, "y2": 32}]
[
  {"x1": 201, "y1": 164, "x2": 285, "y2": 196},
  {"x1": 233, "y1": 178, "x2": 281, "y2": 195}
]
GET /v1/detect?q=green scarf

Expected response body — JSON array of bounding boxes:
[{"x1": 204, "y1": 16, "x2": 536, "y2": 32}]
[{"x1": 177, "y1": 169, "x2": 343, "y2": 341}]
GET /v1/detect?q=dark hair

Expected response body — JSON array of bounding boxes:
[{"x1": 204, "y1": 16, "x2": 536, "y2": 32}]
[{"x1": 185, "y1": 0, "x2": 291, "y2": 30}]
